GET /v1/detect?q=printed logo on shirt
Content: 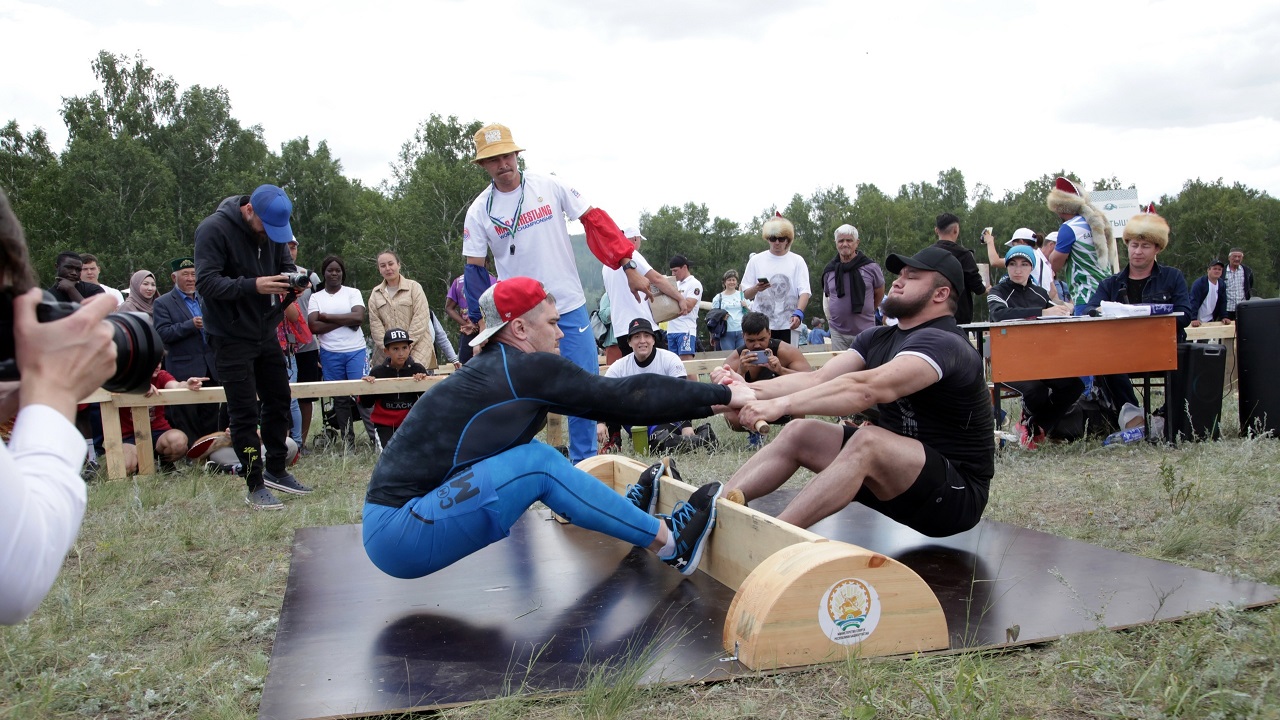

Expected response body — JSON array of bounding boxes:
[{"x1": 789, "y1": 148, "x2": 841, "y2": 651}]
[
  {"x1": 463, "y1": 227, "x2": 470, "y2": 241},
  {"x1": 570, "y1": 187, "x2": 581, "y2": 198},
  {"x1": 489, "y1": 204, "x2": 556, "y2": 239}
]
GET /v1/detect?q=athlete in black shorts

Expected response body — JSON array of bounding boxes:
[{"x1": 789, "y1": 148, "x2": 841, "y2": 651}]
[{"x1": 714, "y1": 247, "x2": 994, "y2": 537}]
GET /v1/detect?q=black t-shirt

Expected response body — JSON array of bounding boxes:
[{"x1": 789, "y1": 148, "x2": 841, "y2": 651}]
[
  {"x1": 850, "y1": 316, "x2": 994, "y2": 485},
  {"x1": 1125, "y1": 276, "x2": 1150, "y2": 304},
  {"x1": 365, "y1": 343, "x2": 732, "y2": 508},
  {"x1": 47, "y1": 281, "x2": 105, "y2": 304}
]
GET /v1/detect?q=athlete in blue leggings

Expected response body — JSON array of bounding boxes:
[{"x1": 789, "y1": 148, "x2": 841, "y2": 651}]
[{"x1": 363, "y1": 278, "x2": 751, "y2": 579}]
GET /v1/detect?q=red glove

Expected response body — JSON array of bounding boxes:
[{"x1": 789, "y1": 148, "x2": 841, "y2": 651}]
[{"x1": 579, "y1": 207, "x2": 633, "y2": 270}]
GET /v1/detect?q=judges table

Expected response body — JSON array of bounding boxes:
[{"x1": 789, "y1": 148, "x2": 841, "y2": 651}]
[{"x1": 962, "y1": 314, "x2": 1180, "y2": 421}]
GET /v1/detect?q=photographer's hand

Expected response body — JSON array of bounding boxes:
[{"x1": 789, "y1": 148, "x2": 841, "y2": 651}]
[
  {"x1": 255, "y1": 275, "x2": 290, "y2": 294},
  {"x1": 13, "y1": 289, "x2": 117, "y2": 422}
]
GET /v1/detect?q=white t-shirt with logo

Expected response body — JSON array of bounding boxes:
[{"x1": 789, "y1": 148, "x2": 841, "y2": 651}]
[
  {"x1": 667, "y1": 275, "x2": 703, "y2": 335},
  {"x1": 604, "y1": 347, "x2": 687, "y2": 380},
  {"x1": 463, "y1": 171, "x2": 592, "y2": 314},
  {"x1": 602, "y1": 249, "x2": 655, "y2": 335},
  {"x1": 743, "y1": 251, "x2": 811, "y2": 331},
  {"x1": 308, "y1": 286, "x2": 367, "y2": 353}
]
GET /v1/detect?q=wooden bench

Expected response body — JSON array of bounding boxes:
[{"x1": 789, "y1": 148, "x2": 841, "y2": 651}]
[{"x1": 87, "y1": 349, "x2": 847, "y2": 480}]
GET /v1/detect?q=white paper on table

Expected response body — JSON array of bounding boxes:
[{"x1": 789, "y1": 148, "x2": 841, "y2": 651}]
[{"x1": 1098, "y1": 301, "x2": 1153, "y2": 318}]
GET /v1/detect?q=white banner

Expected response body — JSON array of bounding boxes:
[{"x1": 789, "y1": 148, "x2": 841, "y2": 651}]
[{"x1": 1091, "y1": 188, "x2": 1141, "y2": 237}]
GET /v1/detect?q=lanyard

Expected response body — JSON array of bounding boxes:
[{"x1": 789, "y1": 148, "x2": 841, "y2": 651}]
[{"x1": 485, "y1": 177, "x2": 526, "y2": 247}]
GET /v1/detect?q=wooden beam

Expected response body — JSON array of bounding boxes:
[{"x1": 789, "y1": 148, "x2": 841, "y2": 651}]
[{"x1": 578, "y1": 455, "x2": 949, "y2": 670}]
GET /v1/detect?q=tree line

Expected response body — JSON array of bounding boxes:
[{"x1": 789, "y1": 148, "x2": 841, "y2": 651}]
[{"x1": 4, "y1": 51, "x2": 1277, "y2": 336}]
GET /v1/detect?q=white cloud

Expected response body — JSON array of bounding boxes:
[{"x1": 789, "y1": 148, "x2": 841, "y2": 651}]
[{"x1": 2, "y1": 0, "x2": 1277, "y2": 231}]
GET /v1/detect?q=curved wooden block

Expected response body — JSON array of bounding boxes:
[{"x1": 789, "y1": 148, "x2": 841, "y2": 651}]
[{"x1": 725, "y1": 541, "x2": 948, "y2": 669}]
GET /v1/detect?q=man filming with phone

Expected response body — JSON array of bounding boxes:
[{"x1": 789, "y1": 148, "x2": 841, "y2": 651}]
[
  {"x1": 722, "y1": 311, "x2": 812, "y2": 445},
  {"x1": 1, "y1": 188, "x2": 119, "y2": 624}
]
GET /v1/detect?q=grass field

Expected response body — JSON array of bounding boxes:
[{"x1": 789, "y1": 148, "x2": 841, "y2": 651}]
[{"x1": 3, "y1": 404, "x2": 1278, "y2": 719}]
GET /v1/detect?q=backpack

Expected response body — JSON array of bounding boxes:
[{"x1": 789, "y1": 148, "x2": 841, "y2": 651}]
[
  {"x1": 705, "y1": 308, "x2": 729, "y2": 339},
  {"x1": 590, "y1": 309, "x2": 610, "y2": 348}
]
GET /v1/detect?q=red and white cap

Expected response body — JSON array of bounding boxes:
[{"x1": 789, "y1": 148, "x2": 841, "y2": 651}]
[{"x1": 469, "y1": 277, "x2": 550, "y2": 347}]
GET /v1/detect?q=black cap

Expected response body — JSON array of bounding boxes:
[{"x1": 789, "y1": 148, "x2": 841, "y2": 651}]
[
  {"x1": 669, "y1": 254, "x2": 690, "y2": 269},
  {"x1": 885, "y1": 246, "x2": 964, "y2": 293},
  {"x1": 1208, "y1": 259, "x2": 1225, "y2": 268},
  {"x1": 383, "y1": 328, "x2": 413, "y2": 346},
  {"x1": 627, "y1": 317, "x2": 656, "y2": 336}
]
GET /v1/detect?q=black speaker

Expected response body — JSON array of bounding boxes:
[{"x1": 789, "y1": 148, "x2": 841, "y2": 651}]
[
  {"x1": 1164, "y1": 343, "x2": 1225, "y2": 442},
  {"x1": 1237, "y1": 299, "x2": 1280, "y2": 435}
]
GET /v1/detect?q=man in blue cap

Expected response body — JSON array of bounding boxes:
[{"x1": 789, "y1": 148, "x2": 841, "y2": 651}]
[{"x1": 195, "y1": 184, "x2": 313, "y2": 510}]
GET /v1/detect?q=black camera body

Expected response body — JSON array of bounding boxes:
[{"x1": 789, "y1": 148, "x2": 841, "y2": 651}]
[{"x1": 0, "y1": 291, "x2": 165, "y2": 393}]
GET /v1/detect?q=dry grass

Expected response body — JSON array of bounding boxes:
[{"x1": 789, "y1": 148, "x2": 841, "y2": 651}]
[{"x1": 3, "y1": 404, "x2": 1279, "y2": 719}]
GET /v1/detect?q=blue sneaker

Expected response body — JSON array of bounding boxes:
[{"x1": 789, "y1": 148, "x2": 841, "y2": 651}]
[
  {"x1": 747, "y1": 432, "x2": 762, "y2": 449},
  {"x1": 659, "y1": 481, "x2": 722, "y2": 576},
  {"x1": 626, "y1": 461, "x2": 665, "y2": 514}
]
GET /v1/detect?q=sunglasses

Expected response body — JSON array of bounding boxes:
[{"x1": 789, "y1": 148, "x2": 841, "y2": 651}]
[{"x1": 766, "y1": 236, "x2": 790, "y2": 243}]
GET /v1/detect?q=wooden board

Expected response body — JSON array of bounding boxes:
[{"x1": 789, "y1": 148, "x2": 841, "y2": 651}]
[
  {"x1": 987, "y1": 315, "x2": 1178, "y2": 382},
  {"x1": 260, "y1": 496, "x2": 1280, "y2": 718}
]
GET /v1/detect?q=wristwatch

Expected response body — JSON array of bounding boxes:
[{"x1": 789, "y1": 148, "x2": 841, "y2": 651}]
[{"x1": 621, "y1": 259, "x2": 638, "y2": 271}]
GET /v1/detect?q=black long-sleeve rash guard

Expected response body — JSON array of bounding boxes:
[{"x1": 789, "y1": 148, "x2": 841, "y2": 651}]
[{"x1": 365, "y1": 343, "x2": 731, "y2": 508}]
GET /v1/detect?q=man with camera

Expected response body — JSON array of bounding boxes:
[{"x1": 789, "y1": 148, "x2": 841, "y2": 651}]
[
  {"x1": 2, "y1": 189, "x2": 119, "y2": 623},
  {"x1": 195, "y1": 184, "x2": 312, "y2": 510}
]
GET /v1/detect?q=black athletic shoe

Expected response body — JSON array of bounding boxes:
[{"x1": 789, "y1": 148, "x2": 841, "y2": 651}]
[
  {"x1": 263, "y1": 469, "x2": 313, "y2": 495},
  {"x1": 626, "y1": 461, "x2": 665, "y2": 514},
  {"x1": 660, "y1": 481, "x2": 722, "y2": 576},
  {"x1": 245, "y1": 486, "x2": 284, "y2": 511}
]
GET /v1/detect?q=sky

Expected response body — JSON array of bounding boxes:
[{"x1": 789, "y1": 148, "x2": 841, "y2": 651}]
[{"x1": 3, "y1": 0, "x2": 1279, "y2": 232}]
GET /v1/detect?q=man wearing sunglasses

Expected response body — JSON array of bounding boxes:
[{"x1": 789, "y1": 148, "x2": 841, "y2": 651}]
[{"x1": 743, "y1": 214, "x2": 811, "y2": 345}]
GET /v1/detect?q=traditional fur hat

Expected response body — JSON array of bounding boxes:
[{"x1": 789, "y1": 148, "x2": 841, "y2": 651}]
[
  {"x1": 1045, "y1": 176, "x2": 1119, "y2": 272},
  {"x1": 1046, "y1": 177, "x2": 1086, "y2": 216},
  {"x1": 1123, "y1": 204, "x2": 1169, "y2": 251},
  {"x1": 762, "y1": 212, "x2": 795, "y2": 242}
]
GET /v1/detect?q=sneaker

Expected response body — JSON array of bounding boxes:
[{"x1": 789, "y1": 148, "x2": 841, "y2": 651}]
[
  {"x1": 659, "y1": 481, "x2": 722, "y2": 576},
  {"x1": 625, "y1": 461, "x2": 666, "y2": 514},
  {"x1": 263, "y1": 469, "x2": 313, "y2": 495},
  {"x1": 246, "y1": 486, "x2": 284, "y2": 510},
  {"x1": 747, "y1": 432, "x2": 762, "y2": 449}
]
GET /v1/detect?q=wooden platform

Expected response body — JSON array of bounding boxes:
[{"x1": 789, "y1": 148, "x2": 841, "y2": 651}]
[{"x1": 259, "y1": 489, "x2": 1279, "y2": 719}]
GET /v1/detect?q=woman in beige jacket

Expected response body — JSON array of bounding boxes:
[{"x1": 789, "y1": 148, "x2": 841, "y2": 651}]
[{"x1": 367, "y1": 251, "x2": 436, "y2": 370}]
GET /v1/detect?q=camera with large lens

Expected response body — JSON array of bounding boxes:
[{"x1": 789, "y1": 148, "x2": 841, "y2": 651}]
[
  {"x1": 0, "y1": 290, "x2": 165, "y2": 393},
  {"x1": 284, "y1": 272, "x2": 311, "y2": 290}
]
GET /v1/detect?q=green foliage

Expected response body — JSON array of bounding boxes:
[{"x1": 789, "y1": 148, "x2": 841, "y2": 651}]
[{"x1": 2, "y1": 49, "x2": 1278, "y2": 333}]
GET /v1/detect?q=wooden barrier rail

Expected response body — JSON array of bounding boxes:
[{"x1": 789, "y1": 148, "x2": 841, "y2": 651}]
[
  {"x1": 84, "y1": 349, "x2": 847, "y2": 479},
  {"x1": 579, "y1": 455, "x2": 948, "y2": 669}
]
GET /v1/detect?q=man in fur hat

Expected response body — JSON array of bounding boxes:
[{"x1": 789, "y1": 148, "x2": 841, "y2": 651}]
[
  {"x1": 1046, "y1": 177, "x2": 1118, "y2": 313},
  {"x1": 1083, "y1": 208, "x2": 1191, "y2": 410}
]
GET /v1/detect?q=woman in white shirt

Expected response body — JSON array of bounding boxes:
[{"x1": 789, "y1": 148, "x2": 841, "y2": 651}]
[{"x1": 307, "y1": 255, "x2": 372, "y2": 449}]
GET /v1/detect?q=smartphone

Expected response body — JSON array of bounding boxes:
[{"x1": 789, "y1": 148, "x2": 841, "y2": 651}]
[
  {"x1": 753, "y1": 350, "x2": 768, "y2": 364},
  {"x1": 982, "y1": 226, "x2": 993, "y2": 242},
  {"x1": 758, "y1": 277, "x2": 769, "y2": 285}
]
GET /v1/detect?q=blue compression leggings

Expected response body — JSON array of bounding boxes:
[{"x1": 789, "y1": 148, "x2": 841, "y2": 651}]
[{"x1": 362, "y1": 441, "x2": 661, "y2": 579}]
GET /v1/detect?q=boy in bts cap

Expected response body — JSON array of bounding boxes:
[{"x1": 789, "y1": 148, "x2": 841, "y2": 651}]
[{"x1": 361, "y1": 328, "x2": 430, "y2": 450}]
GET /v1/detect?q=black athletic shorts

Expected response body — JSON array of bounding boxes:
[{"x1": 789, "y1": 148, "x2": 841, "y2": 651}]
[
  {"x1": 295, "y1": 348, "x2": 322, "y2": 384},
  {"x1": 842, "y1": 425, "x2": 986, "y2": 537}
]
